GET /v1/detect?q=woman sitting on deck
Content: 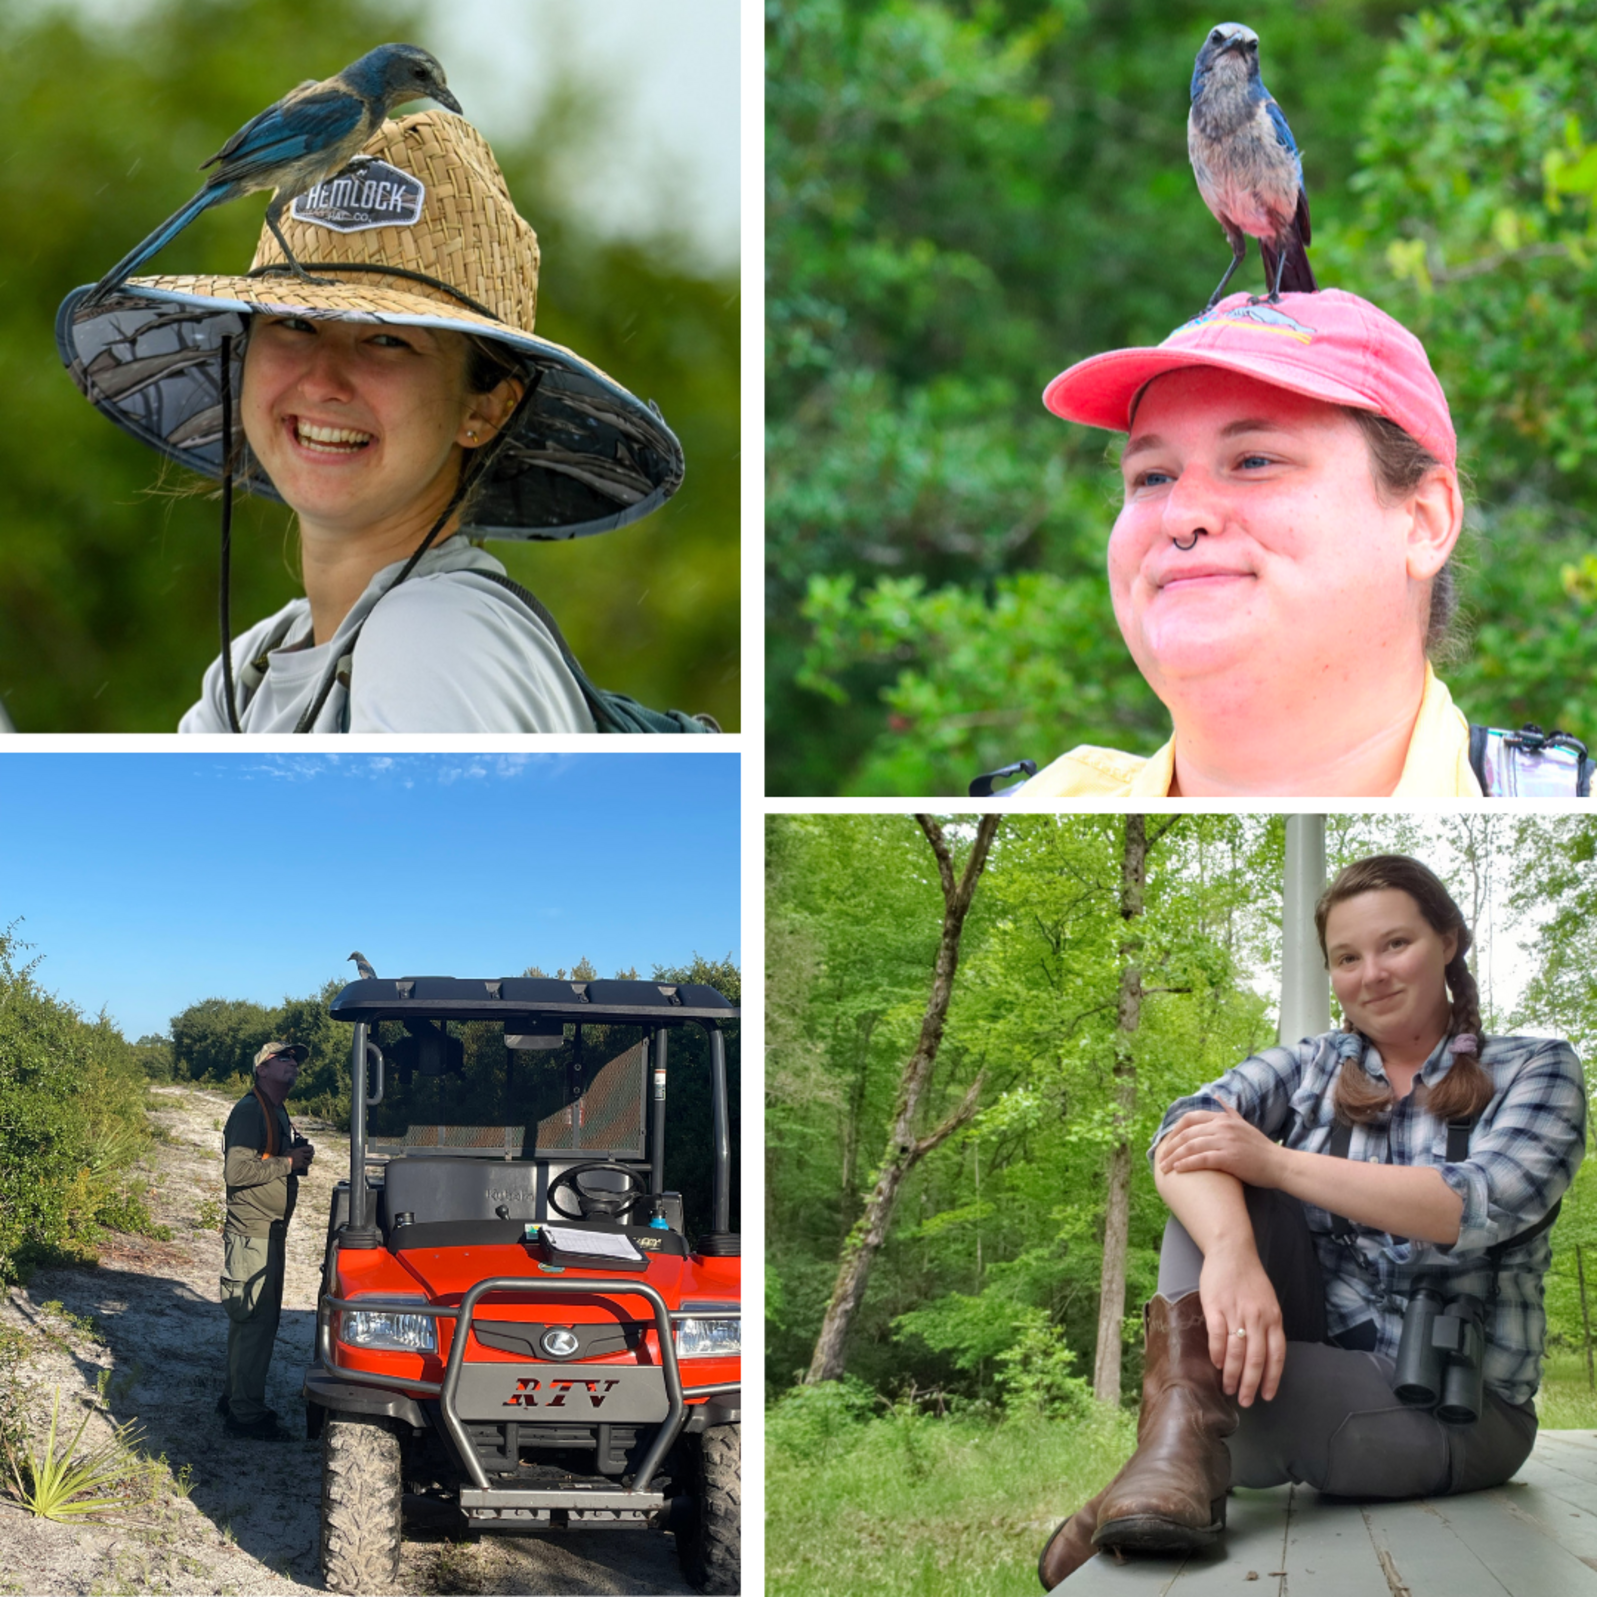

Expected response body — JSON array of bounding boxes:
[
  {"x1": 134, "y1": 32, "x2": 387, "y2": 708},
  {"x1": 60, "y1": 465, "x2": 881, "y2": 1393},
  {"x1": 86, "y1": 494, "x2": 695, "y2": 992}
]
[{"x1": 1040, "y1": 854, "x2": 1586, "y2": 1587}]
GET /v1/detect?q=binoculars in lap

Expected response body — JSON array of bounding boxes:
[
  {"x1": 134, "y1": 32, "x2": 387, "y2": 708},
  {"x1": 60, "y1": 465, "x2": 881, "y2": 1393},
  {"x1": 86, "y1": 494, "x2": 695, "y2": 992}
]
[{"x1": 1393, "y1": 1283, "x2": 1487, "y2": 1424}]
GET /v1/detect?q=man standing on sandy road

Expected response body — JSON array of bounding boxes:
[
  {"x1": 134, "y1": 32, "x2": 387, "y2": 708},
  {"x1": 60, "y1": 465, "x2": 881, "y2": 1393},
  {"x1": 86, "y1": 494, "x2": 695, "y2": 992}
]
[{"x1": 219, "y1": 1041, "x2": 314, "y2": 1439}]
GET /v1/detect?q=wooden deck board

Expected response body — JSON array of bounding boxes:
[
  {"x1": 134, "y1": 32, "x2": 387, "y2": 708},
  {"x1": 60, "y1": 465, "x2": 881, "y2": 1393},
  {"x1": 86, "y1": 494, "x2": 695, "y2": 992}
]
[
  {"x1": 1050, "y1": 1430, "x2": 1597, "y2": 1597},
  {"x1": 1281, "y1": 1489, "x2": 1394, "y2": 1595}
]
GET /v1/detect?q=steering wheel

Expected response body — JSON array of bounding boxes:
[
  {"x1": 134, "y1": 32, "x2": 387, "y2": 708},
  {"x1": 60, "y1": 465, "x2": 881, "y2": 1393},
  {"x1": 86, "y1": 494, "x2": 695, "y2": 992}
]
[{"x1": 546, "y1": 1161, "x2": 651, "y2": 1222}]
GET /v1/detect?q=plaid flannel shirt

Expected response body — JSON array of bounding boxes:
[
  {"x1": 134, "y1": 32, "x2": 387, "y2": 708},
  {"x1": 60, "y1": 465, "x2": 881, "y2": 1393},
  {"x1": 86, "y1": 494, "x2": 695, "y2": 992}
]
[{"x1": 1149, "y1": 1031, "x2": 1587, "y2": 1408}]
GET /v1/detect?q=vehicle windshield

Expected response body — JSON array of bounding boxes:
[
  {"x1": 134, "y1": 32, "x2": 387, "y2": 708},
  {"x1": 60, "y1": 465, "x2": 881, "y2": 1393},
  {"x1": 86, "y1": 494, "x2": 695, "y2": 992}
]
[{"x1": 364, "y1": 1020, "x2": 648, "y2": 1160}]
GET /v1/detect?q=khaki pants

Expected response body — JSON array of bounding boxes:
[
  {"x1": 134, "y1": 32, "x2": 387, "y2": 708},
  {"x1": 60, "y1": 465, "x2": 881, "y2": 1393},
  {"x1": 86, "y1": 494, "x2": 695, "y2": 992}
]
[{"x1": 222, "y1": 1223, "x2": 287, "y2": 1424}]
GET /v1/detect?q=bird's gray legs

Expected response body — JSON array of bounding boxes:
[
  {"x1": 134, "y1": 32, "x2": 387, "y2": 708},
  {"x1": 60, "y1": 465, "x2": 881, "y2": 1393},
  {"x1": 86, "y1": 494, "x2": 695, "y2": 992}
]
[
  {"x1": 263, "y1": 199, "x2": 338, "y2": 287},
  {"x1": 1268, "y1": 234, "x2": 1290, "y2": 302},
  {"x1": 1205, "y1": 230, "x2": 1248, "y2": 310}
]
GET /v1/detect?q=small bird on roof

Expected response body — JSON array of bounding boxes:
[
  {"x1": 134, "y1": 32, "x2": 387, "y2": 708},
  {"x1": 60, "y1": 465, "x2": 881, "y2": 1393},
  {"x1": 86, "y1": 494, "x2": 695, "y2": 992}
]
[
  {"x1": 348, "y1": 951, "x2": 378, "y2": 981},
  {"x1": 83, "y1": 43, "x2": 461, "y2": 307},
  {"x1": 1188, "y1": 22, "x2": 1315, "y2": 309}
]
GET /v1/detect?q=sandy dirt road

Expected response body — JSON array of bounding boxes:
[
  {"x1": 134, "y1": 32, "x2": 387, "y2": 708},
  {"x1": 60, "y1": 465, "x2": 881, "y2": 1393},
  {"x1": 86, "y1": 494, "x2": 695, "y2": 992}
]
[{"x1": 0, "y1": 1083, "x2": 696, "y2": 1595}]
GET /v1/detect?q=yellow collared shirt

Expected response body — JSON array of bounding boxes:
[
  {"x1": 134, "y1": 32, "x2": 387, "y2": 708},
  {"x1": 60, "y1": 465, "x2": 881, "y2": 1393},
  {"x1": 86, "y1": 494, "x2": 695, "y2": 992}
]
[{"x1": 1022, "y1": 666, "x2": 1483, "y2": 798}]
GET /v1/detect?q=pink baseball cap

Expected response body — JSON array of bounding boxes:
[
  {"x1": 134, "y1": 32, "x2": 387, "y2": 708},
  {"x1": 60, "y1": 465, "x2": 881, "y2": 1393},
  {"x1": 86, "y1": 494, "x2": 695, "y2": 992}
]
[{"x1": 1043, "y1": 289, "x2": 1457, "y2": 468}]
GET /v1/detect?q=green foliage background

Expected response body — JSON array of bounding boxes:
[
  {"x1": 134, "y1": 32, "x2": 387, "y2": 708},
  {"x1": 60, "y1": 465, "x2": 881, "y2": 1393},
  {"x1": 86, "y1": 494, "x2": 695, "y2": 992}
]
[
  {"x1": 767, "y1": 0, "x2": 1597, "y2": 795},
  {"x1": 0, "y1": 927, "x2": 167, "y2": 1283},
  {"x1": 1, "y1": 0, "x2": 738, "y2": 731}
]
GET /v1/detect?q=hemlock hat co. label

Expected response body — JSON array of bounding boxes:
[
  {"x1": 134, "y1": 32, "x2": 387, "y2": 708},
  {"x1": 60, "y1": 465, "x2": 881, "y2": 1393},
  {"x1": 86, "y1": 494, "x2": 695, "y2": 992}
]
[
  {"x1": 290, "y1": 157, "x2": 426, "y2": 232},
  {"x1": 56, "y1": 112, "x2": 685, "y2": 540}
]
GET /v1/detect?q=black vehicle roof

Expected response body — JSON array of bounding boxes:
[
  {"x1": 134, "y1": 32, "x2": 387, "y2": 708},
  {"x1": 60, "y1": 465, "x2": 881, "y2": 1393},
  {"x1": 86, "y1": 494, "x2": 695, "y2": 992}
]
[{"x1": 329, "y1": 976, "x2": 737, "y2": 1026}]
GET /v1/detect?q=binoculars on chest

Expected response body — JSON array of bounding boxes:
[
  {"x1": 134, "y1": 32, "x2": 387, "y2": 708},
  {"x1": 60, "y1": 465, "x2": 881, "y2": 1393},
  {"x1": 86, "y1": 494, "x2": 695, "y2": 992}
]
[{"x1": 1393, "y1": 1284, "x2": 1486, "y2": 1424}]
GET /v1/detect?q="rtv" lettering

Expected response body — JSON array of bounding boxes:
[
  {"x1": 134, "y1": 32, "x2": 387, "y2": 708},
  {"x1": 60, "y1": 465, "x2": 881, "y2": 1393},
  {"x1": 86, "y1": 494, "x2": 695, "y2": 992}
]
[{"x1": 503, "y1": 1378, "x2": 622, "y2": 1409}]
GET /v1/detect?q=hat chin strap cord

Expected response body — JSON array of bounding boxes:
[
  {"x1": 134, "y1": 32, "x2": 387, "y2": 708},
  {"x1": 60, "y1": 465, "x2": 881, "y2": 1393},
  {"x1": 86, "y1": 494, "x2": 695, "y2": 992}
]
[
  {"x1": 245, "y1": 261, "x2": 503, "y2": 324},
  {"x1": 218, "y1": 333, "x2": 243, "y2": 734},
  {"x1": 212, "y1": 361, "x2": 542, "y2": 734}
]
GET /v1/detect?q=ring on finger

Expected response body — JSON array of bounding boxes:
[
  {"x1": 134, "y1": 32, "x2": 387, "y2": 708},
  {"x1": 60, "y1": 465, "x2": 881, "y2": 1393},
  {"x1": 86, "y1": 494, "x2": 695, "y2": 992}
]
[{"x1": 1230, "y1": 1327, "x2": 1247, "y2": 1339}]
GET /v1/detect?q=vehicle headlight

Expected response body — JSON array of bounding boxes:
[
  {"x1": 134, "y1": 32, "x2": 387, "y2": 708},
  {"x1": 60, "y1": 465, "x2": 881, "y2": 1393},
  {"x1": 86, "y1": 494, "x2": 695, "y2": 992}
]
[
  {"x1": 674, "y1": 1316, "x2": 740, "y2": 1358},
  {"x1": 341, "y1": 1306, "x2": 436, "y2": 1352}
]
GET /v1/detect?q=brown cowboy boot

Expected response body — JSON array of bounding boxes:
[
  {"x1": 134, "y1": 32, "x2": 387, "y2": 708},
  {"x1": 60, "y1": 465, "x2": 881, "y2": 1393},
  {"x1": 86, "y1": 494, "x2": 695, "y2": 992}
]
[
  {"x1": 1037, "y1": 1483, "x2": 1110, "y2": 1589},
  {"x1": 1092, "y1": 1292, "x2": 1236, "y2": 1553},
  {"x1": 1036, "y1": 1293, "x2": 1236, "y2": 1587}
]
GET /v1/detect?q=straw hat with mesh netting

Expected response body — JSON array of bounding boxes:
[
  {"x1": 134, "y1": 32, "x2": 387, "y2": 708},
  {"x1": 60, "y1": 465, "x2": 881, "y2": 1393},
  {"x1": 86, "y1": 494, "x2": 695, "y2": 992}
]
[{"x1": 56, "y1": 111, "x2": 684, "y2": 540}]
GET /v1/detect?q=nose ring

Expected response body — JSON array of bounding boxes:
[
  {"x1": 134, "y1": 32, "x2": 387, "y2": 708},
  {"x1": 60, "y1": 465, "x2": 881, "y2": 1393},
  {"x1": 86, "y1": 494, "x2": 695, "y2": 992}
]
[{"x1": 1172, "y1": 529, "x2": 1205, "y2": 551}]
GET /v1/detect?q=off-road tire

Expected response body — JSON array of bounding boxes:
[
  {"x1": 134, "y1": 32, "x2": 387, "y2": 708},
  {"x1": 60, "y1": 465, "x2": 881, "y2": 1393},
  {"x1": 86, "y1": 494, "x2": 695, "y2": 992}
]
[
  {"x1": 321, "y1": 1414, "x2": 403, "y2": 1593},
  {"x1": 678, "y1": 1421, "x2": 741, "y2": 1593}
]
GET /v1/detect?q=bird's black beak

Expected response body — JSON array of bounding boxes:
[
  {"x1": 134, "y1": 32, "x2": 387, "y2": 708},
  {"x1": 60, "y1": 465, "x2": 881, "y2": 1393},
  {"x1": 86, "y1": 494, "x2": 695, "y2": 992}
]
[{"x1": 432, "y1": 85, "x2": 463, "y2": 116}]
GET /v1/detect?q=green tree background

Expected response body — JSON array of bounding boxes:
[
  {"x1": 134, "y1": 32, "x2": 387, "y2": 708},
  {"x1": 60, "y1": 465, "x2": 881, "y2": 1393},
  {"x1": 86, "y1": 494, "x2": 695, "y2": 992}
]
[
  {"x1": 766, "y1": 0, "x2": 1597, "y2": 795},
  {"x1": 0, "y1": 925, "x2": 174, "y2": 1283},
  {"x1": 1, "y1": 0, "x2": 738, "y2": 731}
]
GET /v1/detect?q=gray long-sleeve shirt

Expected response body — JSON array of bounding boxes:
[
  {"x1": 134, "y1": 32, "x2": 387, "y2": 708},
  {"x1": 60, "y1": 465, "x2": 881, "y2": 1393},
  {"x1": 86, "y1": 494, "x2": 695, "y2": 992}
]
[{"x1": 179, "y1": 537, "x2": 596, "y2": 733}]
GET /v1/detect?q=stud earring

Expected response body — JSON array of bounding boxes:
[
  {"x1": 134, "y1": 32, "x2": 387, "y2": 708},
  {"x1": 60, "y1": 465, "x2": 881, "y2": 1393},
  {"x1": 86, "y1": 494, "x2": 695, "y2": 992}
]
[{"x1": 466, "y1": 430, "x2": 479, "y2": 444}]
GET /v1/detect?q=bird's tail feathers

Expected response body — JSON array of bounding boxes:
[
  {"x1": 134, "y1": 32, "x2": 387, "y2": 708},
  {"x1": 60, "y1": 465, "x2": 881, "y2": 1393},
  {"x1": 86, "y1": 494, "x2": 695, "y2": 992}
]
[
  {"x1": 82, "y1": 185, "x2": 233, "y2": 307},
  {"x1": 1261, "y1": 237, "x2": 1317, "y2": 296}
]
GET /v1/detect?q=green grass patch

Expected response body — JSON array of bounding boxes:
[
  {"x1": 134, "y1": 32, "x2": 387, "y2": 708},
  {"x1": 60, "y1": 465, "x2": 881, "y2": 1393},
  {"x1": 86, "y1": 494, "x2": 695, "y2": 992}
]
[
  {"x1": 767, "y1": 1394, "x2": 1134, "y2": 1597},
  {"x1": 1536, "y1": 1355, "x2": 1597, "y2": 1430}
]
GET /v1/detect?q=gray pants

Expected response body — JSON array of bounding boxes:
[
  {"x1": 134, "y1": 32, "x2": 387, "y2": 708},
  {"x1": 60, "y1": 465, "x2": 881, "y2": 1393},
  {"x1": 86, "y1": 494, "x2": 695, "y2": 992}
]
[
  {"x1": 222, "y1": 1223, "x2": 287, "y2": 1424},
  {"x1": 1157, "y1": 1194, "x2": 1538, "y2": 1499}
]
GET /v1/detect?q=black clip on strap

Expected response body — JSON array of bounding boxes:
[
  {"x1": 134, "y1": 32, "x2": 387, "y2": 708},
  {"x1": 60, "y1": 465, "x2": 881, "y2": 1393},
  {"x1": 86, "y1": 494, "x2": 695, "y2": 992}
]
[{"x1": 969, "y1": 760, "x2": 1038, "y2": 798}]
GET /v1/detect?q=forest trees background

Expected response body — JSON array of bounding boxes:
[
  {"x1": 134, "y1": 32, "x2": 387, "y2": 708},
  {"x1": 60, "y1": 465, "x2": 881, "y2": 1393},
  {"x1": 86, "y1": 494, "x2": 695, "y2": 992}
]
[
  {"x1": 766, "y1": 813, "x2": 1597, "y2": 1415},
  {"x1": 0, "y1": 0, "x2": 738, "y2": 731},
  {"x1": 767, "y1": 0, "x2": 1597, "y2": 794}
]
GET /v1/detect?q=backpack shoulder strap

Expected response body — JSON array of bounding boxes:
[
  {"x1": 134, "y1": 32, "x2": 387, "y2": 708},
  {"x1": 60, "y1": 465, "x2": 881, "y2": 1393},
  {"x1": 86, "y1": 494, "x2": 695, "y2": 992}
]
[
  {"x1": 290, "y1": 571, "x2": 721, "y2": 735},
  {"x1": 478, "y1": 572, "x2": 720, "y2": 734},
  {"x1": 1470, "y1": 723, "x2": 1594, "y2": 798},
  {"x1": 230, "y1": 610, "x2": 301, "y2": 713},
  {"x1": 1324, "y1": 1119, "x2": 1357, "y2": 1242}
]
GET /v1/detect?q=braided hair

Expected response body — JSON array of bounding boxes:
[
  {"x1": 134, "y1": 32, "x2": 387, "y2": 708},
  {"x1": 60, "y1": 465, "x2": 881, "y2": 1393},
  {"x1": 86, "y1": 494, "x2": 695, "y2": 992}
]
[{"x1": 1312, "y1": 854, "x2": 1494, "y2": 1127}]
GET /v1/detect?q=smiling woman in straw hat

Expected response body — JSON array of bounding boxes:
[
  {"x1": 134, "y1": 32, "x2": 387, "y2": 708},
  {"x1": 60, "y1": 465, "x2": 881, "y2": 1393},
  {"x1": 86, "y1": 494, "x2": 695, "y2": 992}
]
[{"x1": 57, "y1": 110, "x2": 686, "y2": 732}]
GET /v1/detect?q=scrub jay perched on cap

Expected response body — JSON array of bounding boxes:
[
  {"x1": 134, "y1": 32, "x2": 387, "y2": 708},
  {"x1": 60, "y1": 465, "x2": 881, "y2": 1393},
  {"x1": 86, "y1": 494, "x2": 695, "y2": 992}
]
[
  {"x1": 1188, "y1": 22, "x2": 1315, "y2": 309},
  {"x1": 84, "y1": 43, "x2": 462, "y2": 307}
]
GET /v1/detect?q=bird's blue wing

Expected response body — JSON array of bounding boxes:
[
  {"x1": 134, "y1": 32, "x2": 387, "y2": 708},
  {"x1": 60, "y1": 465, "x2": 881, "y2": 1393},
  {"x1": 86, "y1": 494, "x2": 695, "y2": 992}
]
[
  {"x1": 202, "y1": 83, "x2": 366, "y2": 180},
  {"x1": 1262, "y1": 93, "x2": 1299, "y2": 156}
]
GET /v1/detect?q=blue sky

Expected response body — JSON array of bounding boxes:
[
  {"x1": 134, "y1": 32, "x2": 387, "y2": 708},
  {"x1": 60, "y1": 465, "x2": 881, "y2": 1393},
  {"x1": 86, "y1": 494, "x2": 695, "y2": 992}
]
[{"x1": 0, "y1": 752, "x2": 739, "y2": 1040}]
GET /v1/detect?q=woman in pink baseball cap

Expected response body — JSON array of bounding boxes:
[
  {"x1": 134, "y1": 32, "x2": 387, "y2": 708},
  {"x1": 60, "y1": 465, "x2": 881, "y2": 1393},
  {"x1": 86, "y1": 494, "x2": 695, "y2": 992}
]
[{"x1": 1020, "y1": 289, "x2": 1588, "y2": 798}]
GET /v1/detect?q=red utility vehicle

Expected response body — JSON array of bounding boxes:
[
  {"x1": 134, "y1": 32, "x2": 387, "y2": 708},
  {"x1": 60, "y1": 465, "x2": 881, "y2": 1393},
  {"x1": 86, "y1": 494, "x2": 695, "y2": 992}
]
[{"x1": 302, "y1": 976, "x2": 740, "y2": 1592}]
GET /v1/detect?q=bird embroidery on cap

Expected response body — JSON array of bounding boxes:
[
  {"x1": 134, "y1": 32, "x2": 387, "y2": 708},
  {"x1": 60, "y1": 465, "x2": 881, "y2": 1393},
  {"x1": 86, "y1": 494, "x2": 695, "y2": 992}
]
[{"x1": 1171, "y1": 298, "x2": 1317, "y2": 344}]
